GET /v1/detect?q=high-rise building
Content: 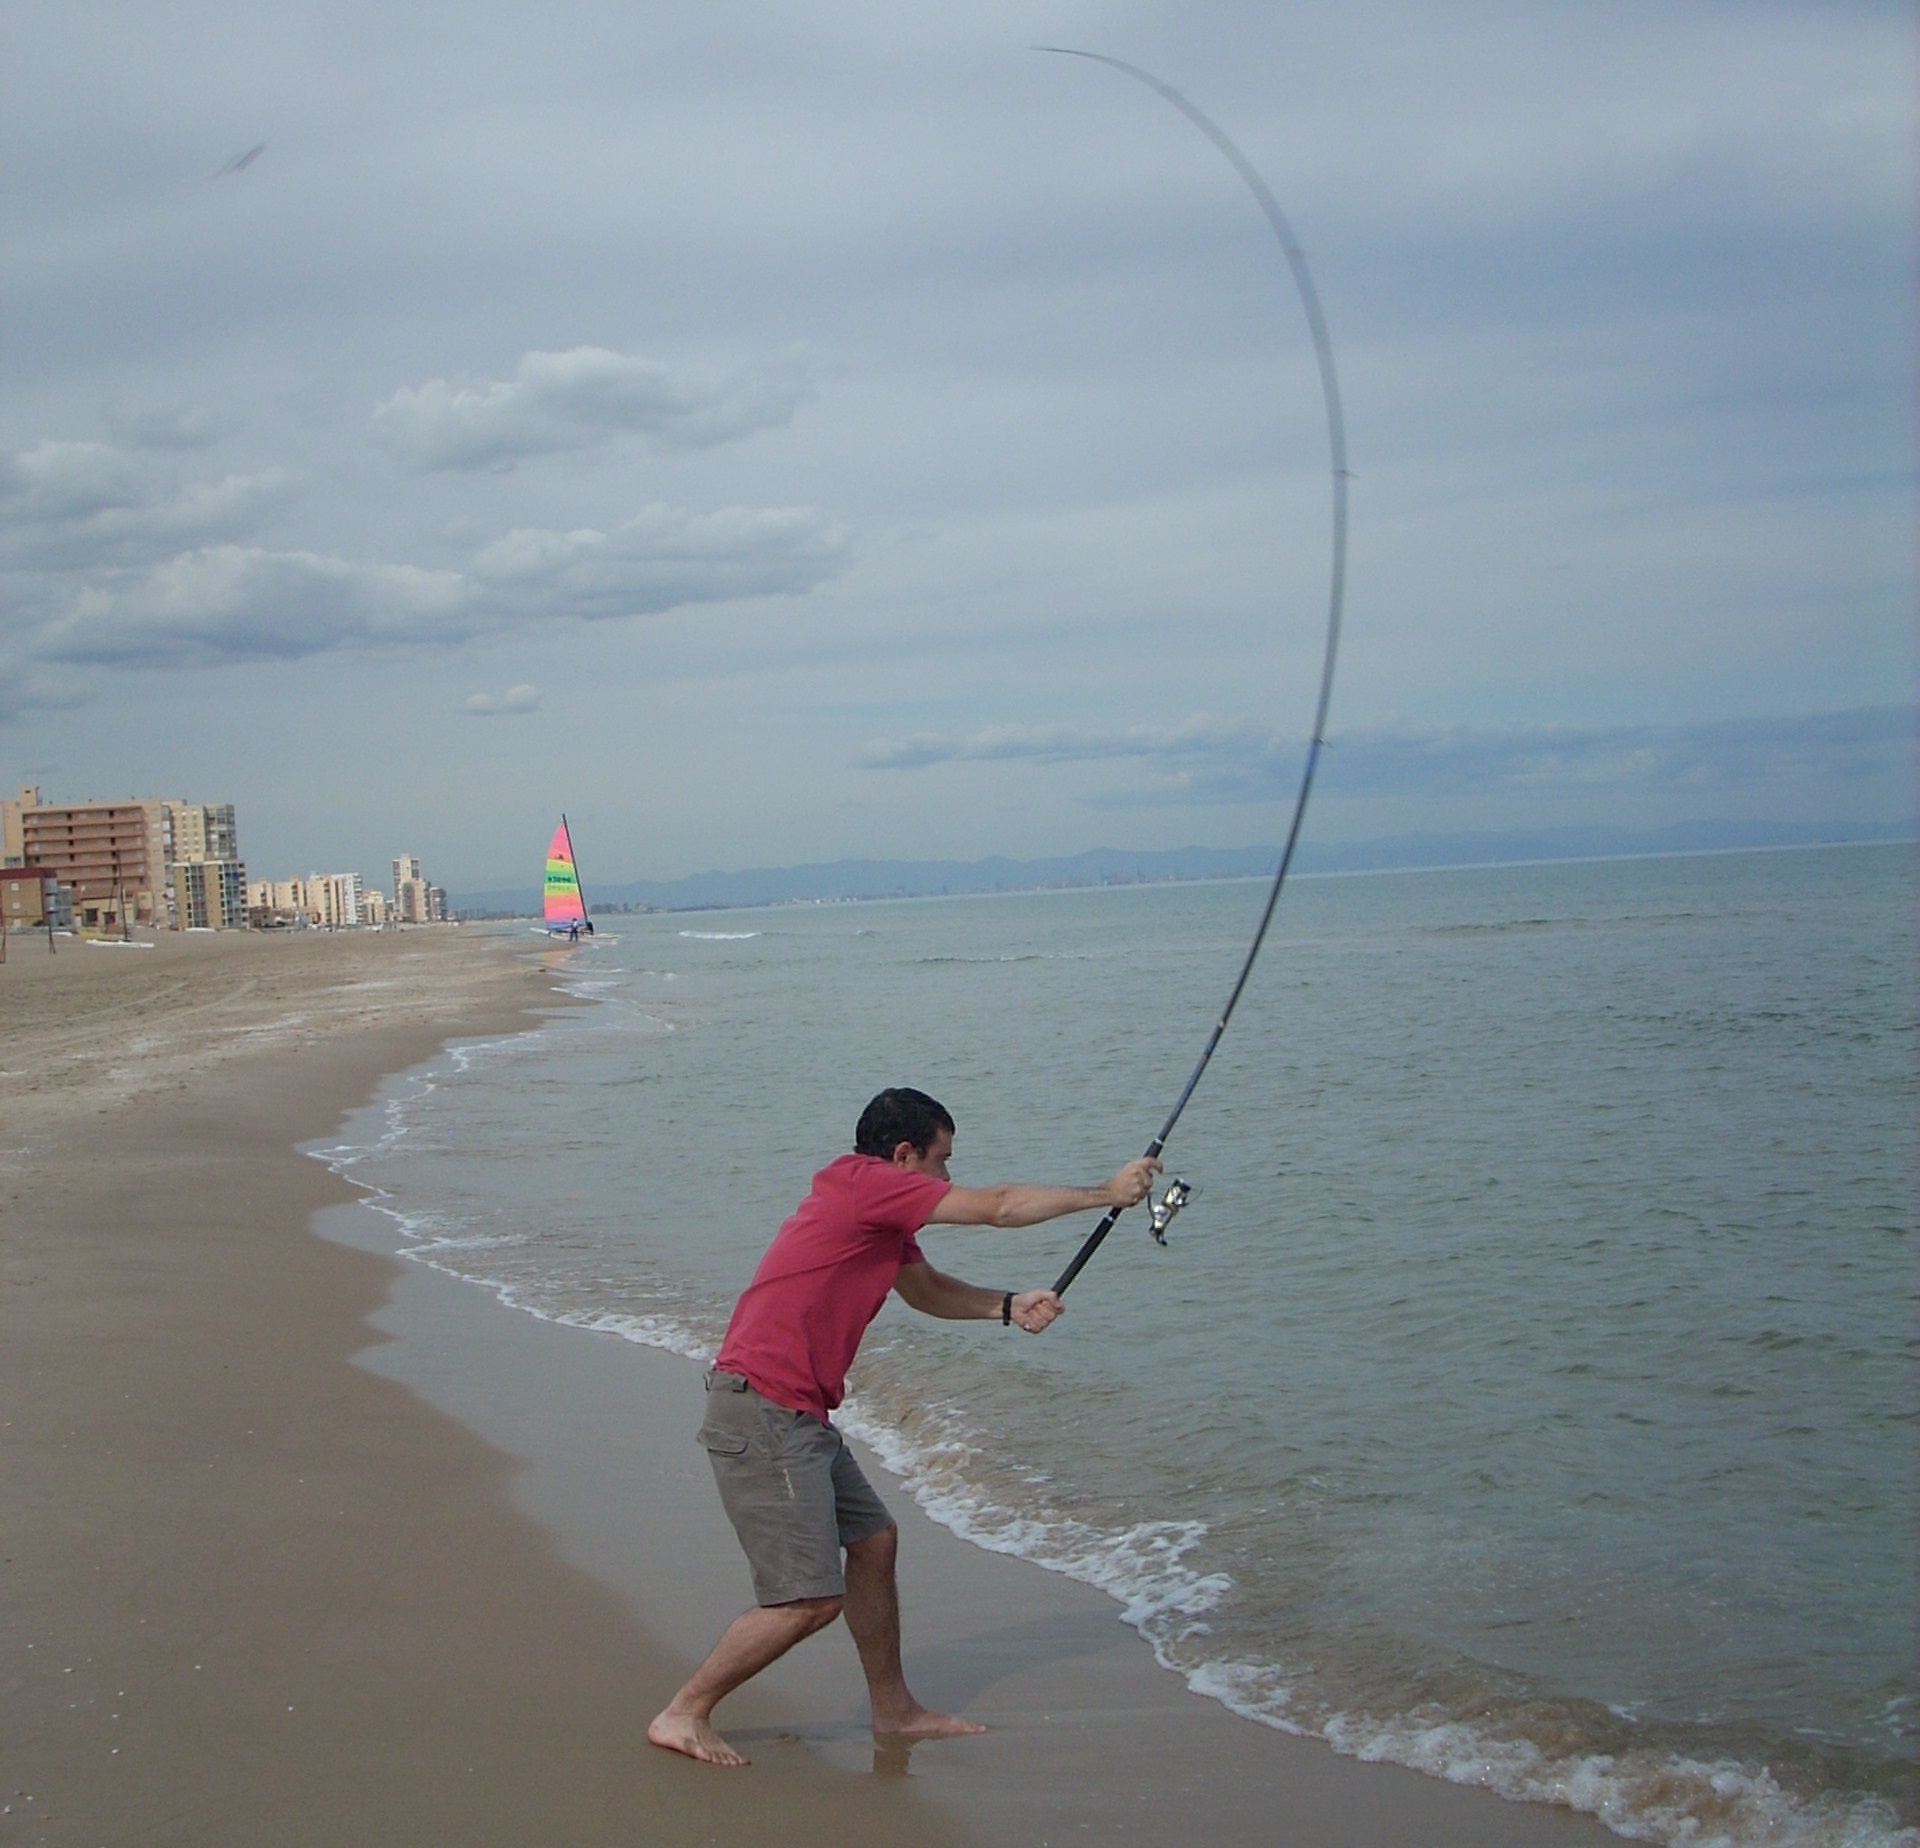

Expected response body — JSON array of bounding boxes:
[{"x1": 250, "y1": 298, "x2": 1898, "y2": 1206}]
[
  {"x1": 2, "y1": 787, "x2": 175, "y2": 930},
  {"x1": 170, "y1": 804, "x2": 238, "y2": 864},
  {"x1": 175, "y1": 859, "x2": 247, "y2": 930},
  {"x1": 391, "y1": 854, "x2": 446, "y2": 923},
  {"x1": 3, "y1": 787, "x2": 249, "y2": 931},
  {"x1": 307, "y1": 871, "x2": 363, "y2": 929}
]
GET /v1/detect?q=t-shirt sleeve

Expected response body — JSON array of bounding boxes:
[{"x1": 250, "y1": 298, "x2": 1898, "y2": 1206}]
[
  {"x1": 900, "y1": 1233, "x2": 928, "y2": 1267},
  {"x1": 861, "y1": 1165, "x2": 950, "y2": 1237}
]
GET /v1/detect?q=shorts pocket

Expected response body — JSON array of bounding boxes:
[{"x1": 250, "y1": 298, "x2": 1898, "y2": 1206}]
[{"x1": 698, "y1": 1428, "x2": 750, "y2": 1456}]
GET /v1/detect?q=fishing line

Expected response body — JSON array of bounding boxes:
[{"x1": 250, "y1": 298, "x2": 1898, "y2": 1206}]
[{"x1": 1039, "y1": 50, "x2": 1349, "y2": 1295}]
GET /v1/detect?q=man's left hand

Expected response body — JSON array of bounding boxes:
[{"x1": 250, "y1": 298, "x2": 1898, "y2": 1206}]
[{"x1": 1010, "y1": 1289, "x2": 1064, "y2": 1333}]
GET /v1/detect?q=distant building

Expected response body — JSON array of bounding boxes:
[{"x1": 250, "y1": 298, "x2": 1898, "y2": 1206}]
[
  {"x1": 2, "y1": 786, "x2": 248, "y2": 931},
  {"x1": 307, "y1": 871, "x2": 363, "y2": 929},
  {"x1": 248, "y1": 871, "x2": 387, "y2": 928},
  {"x1": 3, "y1": 787, "x2": 175, "y2": 930},
  {"x1": 175, "y1": 858, "x2": 247, "y2": 931},
  {"x1": 392, "y1": 854, "x2": 447, "y2": 924},
  {"x1": 0, "y1": 867, "x2": 73, "y2": 932},
  {"x1": 170, "y1": 803, "x2": 238, "y2": 864}
]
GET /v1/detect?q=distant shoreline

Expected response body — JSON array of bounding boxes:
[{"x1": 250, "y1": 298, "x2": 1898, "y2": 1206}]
[{"x1": 453, "y1": 827, "x2": 1915, "y2": 920}]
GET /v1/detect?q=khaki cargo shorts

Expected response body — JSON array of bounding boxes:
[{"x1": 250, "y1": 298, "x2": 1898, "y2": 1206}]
[{"x1": 699, "y1": 1370, "x2": 894, "y2": 1605}]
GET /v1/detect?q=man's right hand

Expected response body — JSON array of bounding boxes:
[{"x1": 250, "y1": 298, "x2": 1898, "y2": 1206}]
[{"x1": 1105, "y1": 1157, "x2": 1162, "y2": 1209}]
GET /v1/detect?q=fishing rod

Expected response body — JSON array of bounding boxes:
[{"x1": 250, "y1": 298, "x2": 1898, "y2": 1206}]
[{"x1": 1041, "y1": 50, "x2": 1349, "y2": 1296}]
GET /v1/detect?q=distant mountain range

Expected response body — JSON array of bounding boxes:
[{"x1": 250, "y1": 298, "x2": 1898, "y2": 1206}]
[{"x1": 450, "y1": 818, "x2": 1912, "y2": 917}]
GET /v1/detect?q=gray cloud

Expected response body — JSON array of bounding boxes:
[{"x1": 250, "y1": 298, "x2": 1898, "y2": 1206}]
[
  {"x1": 26, "y1": 503, "x2": 849, "y2": 669},
  {"x1": 36, "y1": 546, "x2": 473, "y2": 667},
  {"x1": 459, "y1": 684, "x2": 542, "y2": 716},
  {"x1": 864, "y1": 708, "x2": 1918, "y2": 814},
  {"x1": 0, "y1": 3, "x2": 1905, "y2": 879},
  {"x1": 101, "y1": 403, "x2": 224, "y2": 451},
  {"x1": 0, "y1": 442, "x2": 289, "y2": 570},
  {"x1": 372, "y1": 346, "x2": 814, "y2": 472},
  {"x1": 471, "y1": 504, "x2": 849, "y2": 621},
  {"x1": 860, "y1": 715, "x2": 1274, "y2": 771}
]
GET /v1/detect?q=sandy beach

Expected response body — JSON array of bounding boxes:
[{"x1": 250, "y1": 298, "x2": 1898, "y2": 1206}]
[{"x1": 2, "y1": 926, "x2": 1619, "y2": 1846}]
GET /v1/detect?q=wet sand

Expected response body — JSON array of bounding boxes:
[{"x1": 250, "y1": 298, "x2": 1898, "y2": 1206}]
[
  {"x1": 1, "y1": 928, "x2": 966, "y2": 1846},
  {"x1": 2, "y1": 925, "x2": 1620, "y2": 1846}
]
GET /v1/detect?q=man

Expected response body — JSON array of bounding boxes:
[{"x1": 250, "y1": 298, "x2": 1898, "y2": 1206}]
[{"x1": 647, "y1": 1086, "x2": 1159, "y2": 1767}]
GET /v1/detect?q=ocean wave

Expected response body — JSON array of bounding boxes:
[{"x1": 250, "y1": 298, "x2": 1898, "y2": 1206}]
[
  {"x1": 301, "y1": 967, "x2": 1916, "y2": 1848},
  {"x1": 679, "y1": 930, "x2": 760, "y2": 940}
]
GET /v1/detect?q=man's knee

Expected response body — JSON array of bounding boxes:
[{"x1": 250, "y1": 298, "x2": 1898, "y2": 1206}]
[
  {"x1": 776, "y1": 1593, "x2": 844, "y2": 1633},
  {"x1": 845, "y1": 1522, "x2": 899, "y2": 1567}
]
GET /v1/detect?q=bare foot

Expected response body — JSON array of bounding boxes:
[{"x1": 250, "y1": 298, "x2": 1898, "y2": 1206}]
[
  {"x1": 647, "y1": 1708, "x2": 751, "y2": 1767},
  {"x1": 873, "y1": 1703, "x2": 988, "y2": 1741}
]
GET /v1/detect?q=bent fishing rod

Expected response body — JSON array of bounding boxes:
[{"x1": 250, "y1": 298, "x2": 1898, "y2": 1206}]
[{"x1": 1041, "y1": 51, "x2": 1349, "y2": 1297}]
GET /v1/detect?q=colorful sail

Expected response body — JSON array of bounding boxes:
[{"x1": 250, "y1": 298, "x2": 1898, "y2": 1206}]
[{"x1": 543, "y1": 817, "x2": 591, "y2": 934}]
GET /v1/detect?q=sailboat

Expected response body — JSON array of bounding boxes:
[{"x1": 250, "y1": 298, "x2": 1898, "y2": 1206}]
[{"x1": 543, "y1": 815, "x2": 594, "y2": 939}]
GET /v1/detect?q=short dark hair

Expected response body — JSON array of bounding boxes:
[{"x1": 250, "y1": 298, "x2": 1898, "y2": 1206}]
[{"x1": 855, "y1": 1087, "x2": 955, "y2": 1159}]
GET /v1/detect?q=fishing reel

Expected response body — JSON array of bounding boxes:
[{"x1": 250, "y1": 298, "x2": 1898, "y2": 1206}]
[{"x1": 1146, "y1": 1177, "x2": 1193, "y2": 1247}]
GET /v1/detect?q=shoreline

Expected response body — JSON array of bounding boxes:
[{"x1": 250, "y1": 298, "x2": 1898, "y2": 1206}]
[
  {"x1": 0, "y1": 928, "x2": 968, "y2": 1846},
  {"x1": 0, "y1": 924, "x2": 1671, "y2": 1845},
  {"x1": 310, "y1": 990, "x2": 1624, "y2": 1848}
]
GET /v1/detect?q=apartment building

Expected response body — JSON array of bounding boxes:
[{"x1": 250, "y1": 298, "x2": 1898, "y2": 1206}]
[
  {"x1": 175, "y1": 858, "x2": 247, "y2": 930},
  {"x1": 2, "y1": 787, "x2": 174, "y2": 930},
  {"x1": 3, "y1": 787, "x2": 248, "y2": 931},
  {"x1": 0, "y1": 867, "x2": 73, "y2": 932},
  {"x1": 392, "y1": 854, "x2": 447, "y2": 923}
]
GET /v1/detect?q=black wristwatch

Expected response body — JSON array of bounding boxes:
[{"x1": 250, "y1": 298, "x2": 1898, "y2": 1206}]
[{"x1": 1001, "y1": 1291, "x2": 1014, "y2": 1326}]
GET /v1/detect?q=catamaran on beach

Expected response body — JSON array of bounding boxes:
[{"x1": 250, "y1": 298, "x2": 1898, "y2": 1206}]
[{"x1": 543, "y1": 816, "x2": 594, "y2": 940}]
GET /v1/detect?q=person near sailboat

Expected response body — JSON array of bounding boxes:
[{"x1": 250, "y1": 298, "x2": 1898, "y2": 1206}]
[
  {"x1": 544, "y1": 816, "x2": 594, "y2": 938},
  {"x1": 647, "y1": 1086, "x2": 1158, "y2": 1767}
]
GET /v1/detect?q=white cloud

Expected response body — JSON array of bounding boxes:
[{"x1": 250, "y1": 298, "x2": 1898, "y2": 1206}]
[
  {"x1": 372, "y1": 345, "x2": 814, "y2": 472},
  {"x1": 460, "y1": 684, "x2": 542, "y2": 717}
]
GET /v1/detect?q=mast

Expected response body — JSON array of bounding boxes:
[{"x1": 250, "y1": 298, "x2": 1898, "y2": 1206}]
[{"x1": 561, "y1": 812, "x2": 593, "y2": 934}]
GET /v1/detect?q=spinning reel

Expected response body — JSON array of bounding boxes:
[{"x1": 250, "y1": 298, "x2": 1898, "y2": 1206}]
[{"x1": 1146, "y1": 1177, "x2": 1194, "y2": 1247}]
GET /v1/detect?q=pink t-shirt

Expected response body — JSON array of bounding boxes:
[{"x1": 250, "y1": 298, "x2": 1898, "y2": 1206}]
[{"x1": 715, "y1": 1153, "x2": 949, "y2": 1421}]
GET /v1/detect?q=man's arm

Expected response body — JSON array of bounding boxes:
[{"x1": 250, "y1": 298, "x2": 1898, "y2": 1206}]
[
  {"x1": 893, "y1": 1260, "x2": 1064, "y2": 1334},
  {"x1": 924, "y1": 1157, "x2": 1159, "y2": 1228}
]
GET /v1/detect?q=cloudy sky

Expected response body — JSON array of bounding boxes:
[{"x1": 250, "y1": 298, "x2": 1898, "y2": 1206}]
[{"x1": 2, "y1": 2, "x2": 1910, "y2": 889}]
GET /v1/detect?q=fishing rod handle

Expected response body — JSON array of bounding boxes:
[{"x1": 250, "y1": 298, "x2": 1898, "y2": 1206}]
[{"x1": 1051, "y1": 1206, "x2": 1121, "y2": 1296}]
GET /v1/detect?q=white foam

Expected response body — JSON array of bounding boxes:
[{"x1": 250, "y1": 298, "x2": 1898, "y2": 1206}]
[
  {"x1": 300, "y1": 987, "x2": 1918, "y2": 1848},
  {"x1": 678, "y1": 930, "x2": 760, "y2": 940}
]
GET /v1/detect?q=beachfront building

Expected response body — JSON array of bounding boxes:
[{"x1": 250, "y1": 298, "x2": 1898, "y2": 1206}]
[
  {"x1": 168, "y1": 802, "x2": 247, "y2": 931},
  {"x1": 174, "y1": 858, "x2": 248, "y2": 931},
  {"x1": 308, "y1": 871, "x2": 363, "y2": 929},
  {"x1": 169, "y1": 803, "x2": 238, "y2": 865},
  {"x1": 2, "y1": 787, "x2": 175, "y2": 931},
  {"x1": 247, "y1": 872, "x2": 384, "y2": 928},
  {"x1": 2, "y1": 786, "x2": 249, "y2": 932},
  {"x1": 246, "y1": 877, "x2": 306, "y2": 927},
  {"x1": 392, "y1": 854, "x2": 448, "y2": 924},
  {"x1": 0, "y1": 866, "x2": 73, "y2": 933}
]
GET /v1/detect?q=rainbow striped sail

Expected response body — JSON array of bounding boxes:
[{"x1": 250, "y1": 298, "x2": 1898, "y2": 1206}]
[{"x1": 543, "y1": 816, "x2": 592, "y2": 936}]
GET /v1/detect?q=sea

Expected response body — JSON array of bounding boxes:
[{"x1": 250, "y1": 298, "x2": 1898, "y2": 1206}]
[{"x1": 315, "y1": 843, "x2": 1915, "y2": 1848}]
